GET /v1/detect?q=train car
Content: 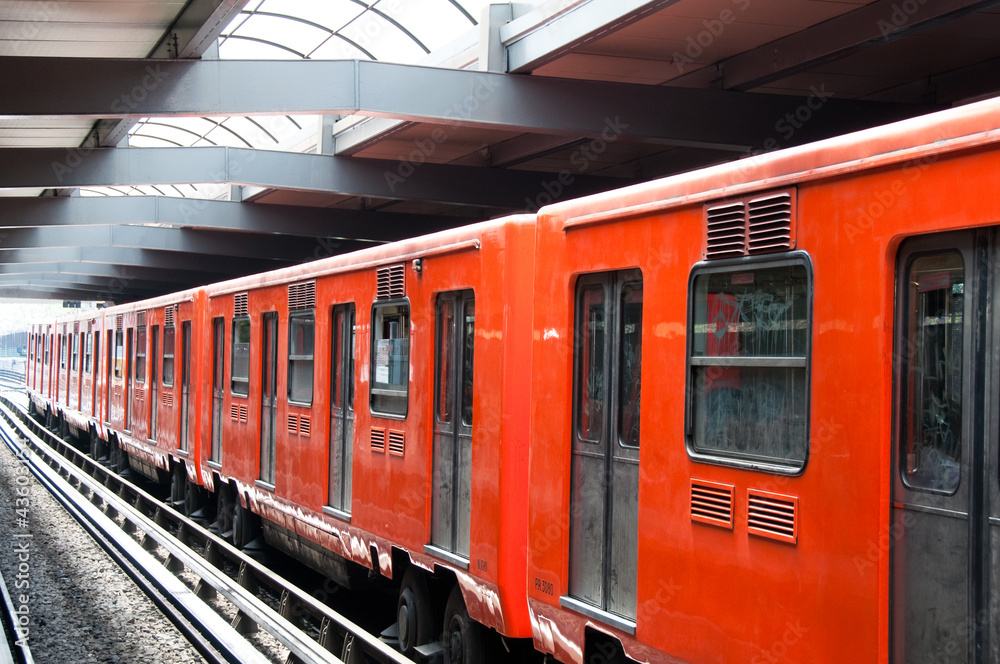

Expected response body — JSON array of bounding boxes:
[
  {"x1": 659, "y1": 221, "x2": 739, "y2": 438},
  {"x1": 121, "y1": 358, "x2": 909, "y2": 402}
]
[
  {"x1": 196, "y1": 215, "x2": 537, "y2": 660},
  {"x1": 93, "y1": 291, "x2": 207, "y2": 507},
  {"x1": 524, "y1": 96, "x2": 1000, "y2": 663}
]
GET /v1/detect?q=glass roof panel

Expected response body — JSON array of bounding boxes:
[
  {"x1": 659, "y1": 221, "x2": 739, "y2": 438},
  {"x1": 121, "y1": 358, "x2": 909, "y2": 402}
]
[
  {"x1": 227, "y1": 13, "x2": 332, "y2": 57},
  {"x1": 380, "y1": 0, "x2": 480, "y2": 53}
]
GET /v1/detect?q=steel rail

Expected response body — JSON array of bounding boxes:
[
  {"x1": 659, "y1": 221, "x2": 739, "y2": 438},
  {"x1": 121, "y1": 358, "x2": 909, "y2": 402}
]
[{"x1": 0, "y1": 395, "x2": 413, "y2": 664}]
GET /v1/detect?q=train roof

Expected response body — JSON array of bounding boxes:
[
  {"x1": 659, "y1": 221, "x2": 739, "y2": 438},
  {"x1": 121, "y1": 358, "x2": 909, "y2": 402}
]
[{"x1": 540, "y1": 95, "x2": 1000, "y2": 228}]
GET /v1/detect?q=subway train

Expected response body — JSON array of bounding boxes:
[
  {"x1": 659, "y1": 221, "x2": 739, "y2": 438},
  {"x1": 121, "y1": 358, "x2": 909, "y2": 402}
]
[{"x1": 25, "y1": 96, "x2": 1000, "y2": 664}]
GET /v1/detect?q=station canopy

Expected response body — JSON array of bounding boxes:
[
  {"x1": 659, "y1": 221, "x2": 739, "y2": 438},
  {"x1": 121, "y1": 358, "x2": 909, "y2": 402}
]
[{"x1": 1, "y1": 0, "x2": 999, "y2": 301}]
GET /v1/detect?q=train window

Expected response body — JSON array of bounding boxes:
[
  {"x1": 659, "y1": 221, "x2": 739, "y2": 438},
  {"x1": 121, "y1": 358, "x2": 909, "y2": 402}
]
[
  {"x1": 84, "y1": 332, "x2": 93, "y2": 374},
  {"x1": 370, "y1": 301, "x2": 409, "y2": 417},
  {"x1": 231, "y1": 316, "x2": 250, "y2": 396},
  {"x1": 70, "y1": 334, "x2": 78, "y2": 372},
  {"x1": 135, "y1": 326, "x2": 147, "y2": 384},
  {"x1": 162, "y1": 325, "x2": 175, "y2": 386},
  {"x1": 113, "y1": 330, "x2": 123, "y2": 379},
  {"x1": 287, "y1": 312, "x2": 315, "y2": 405},
  {"x1": 898, "y1": 252, "x2": 964, "y2": 493},
  {"x1": 60, "y1": 334, "x2": 67, "y2": 370},
  {"x1": 686, "y1": 255, "x2": 811, "y2": 470}
]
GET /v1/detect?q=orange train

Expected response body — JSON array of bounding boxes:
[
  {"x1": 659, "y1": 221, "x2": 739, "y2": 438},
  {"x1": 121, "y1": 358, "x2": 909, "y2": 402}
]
[{"x1": 26, "y1": 96, "x2": 1000, "y2": 664}]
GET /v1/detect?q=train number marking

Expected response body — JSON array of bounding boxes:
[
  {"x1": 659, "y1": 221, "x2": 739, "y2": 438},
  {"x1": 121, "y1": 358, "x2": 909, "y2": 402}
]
[{"x1": 534, "y1": 577, "x2": 554, "y2": 596}]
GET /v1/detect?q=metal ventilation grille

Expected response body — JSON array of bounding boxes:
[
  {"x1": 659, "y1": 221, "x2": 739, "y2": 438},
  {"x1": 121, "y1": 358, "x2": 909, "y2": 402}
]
[
  {"x1": 376, "y1": 264, "x2": 405, "y2": 299},
  {"x1": 162, "y1": 393, "x2": 173, "y2": 407},
  {"x1": 239, "y1": 405, "x2": 247, "y2": 423},
  {"x1": 299, "y1": 415, "x2": 311, "y2": 438},
  {"x1": 231, "y1": 404, "x2": 239, "y2": 421},
  {"x1": 690, "y1": 479, "x2": 735, "y2": 529},
  {"x1": 704, "y1": 188, "x2": 796, "y2": 259},
  {"x1": 370, "y1": 427, "x2": 386, "y2": 453},
  {"x1": 748, "y1": 193, "x2": 794, "y2": 253},
  {"x1": 137, "y1": 311, "x2": 146, "y2": 327},
  {"x1": 705, "y1": 201, "x2": 747, "y2": 259},
  {"x1": 234, "y1": 292, "x2": 248, "y2": 317},
  {"x1": 288, "y1": 281, "x2": 316, "y2": 311},
  {"x1": 287, "y1": 414, "x2": 298, "y2": 435},
  {"x1": 747, "y1": 489, "x2": 798, "y2": 545},
  {"x1": 388, "y1": 430, "x2": 405, "y2": 457},
  {"x1": 165, "y1": 306, "x2": 175, "y2": 327},
  {"x1": 115, "y1": 314, "x2": 123, "y2": 329}
]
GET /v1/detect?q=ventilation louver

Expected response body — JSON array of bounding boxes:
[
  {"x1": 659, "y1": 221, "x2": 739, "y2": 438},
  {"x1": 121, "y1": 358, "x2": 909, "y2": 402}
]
[
  {"x1": 287, "y1": 414, "x2": 298, "y2": 436},
  {"x1": 376, "y1": 264, "x2": 405, "y2": 300},
  {"x1": 705, "y1": 189, "x2": 796, "y2": 259},
  {"x1": 690, "y1": 480, "x2": 735, "y2": 530},
  {"x1": 165, "y1": 306, "x2": 175, "y2": 327},
  {"x1": 299, "y1": 415, "x2": 311, "y2": 438},
  {"x1": 137, "y1": 311, "x2": 146, "y2": 327},
  {"x1": 115, "y1": 314, "x2": 123, "y2": 329},
  {"x1": 388, "y1": 430, "x2": 405, "y2": 457},
  {"x1": 234, "y1": 292, "x2": 248, "y2": 317},
  {"x1": 288, "y1": 281, "x2": 316, "y2": 311},
  {"x1": 747, "y1": 489, "x2": 798, "y2": 545},
  {"x1": 370, "y1": 427, "x2": 386, "y2": 453}
]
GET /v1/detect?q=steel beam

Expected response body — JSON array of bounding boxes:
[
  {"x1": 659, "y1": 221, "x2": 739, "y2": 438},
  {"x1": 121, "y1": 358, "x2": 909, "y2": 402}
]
[
  {"x1": 679, "y1": 0, "x2": 1000, "y2": 91},
  {"x1": 502, "y1": 0, "x2": 680, "y2": 73},
  {"x1": 0, "y1": 247, "x2": 284, "y2": 275},
  {"x1": 0, "y1": 261, "x2": 219, "y2": 286},
  {"x1": 0, "y1": 225, "x2": 336, "y2": 262},
  {"x1": 0, "y1": 147, "x2": 626, "y2": 209},
  {"x1": 0, "y1": 196, "x2": 459, "y2": 243},
  {"x1": 0, "y1": 57, "x2": 932, "y2": 152}
]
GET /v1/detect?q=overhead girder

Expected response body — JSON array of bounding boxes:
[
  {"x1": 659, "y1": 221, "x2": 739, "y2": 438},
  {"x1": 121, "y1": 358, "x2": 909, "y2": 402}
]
[
  {"x1": 0, "y1": 247, "x2": 287, "y2": 275},
  {"x1": 0, "y1": 225, "x2": 348, "y2": 262},
  {"x1": 0, "y1": 57, "x2": 934, "y2": 153},
  {"x1": 675, "y1": 0, "x2": 1000, "y2": 91},
  {"x1": 93, "y1": 0, "x2": 252, "y2": 148},
  {"x1": 502, "y1": 0, "x2": 679, "y2": 74},
  {"x1": 0, "y1": 147, "x2": 627, "y2": 209},
  {"x1": 0, "y1": 196, "x2": 459, "y2": 244},
  {"x1": 0, "y1": 261, "x2": 220, "y2": 286}
]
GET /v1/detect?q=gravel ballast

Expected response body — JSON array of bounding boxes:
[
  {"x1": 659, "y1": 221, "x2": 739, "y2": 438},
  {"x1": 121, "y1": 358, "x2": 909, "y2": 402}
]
[{"x1": 0, "y1": 432, "x2": 209, "y2": 664}]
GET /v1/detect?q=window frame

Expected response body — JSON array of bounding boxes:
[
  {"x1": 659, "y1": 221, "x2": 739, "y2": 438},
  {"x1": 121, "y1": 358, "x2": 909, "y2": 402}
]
[
  {"x1": 684, "y1": 252, "x2": 813, "y2": 475},
  {"x1": 287, "y1": 310, "x2": 316, "y2": 406},
  {"x1": 135, "y1": 325, "x2": 147, "y2": 384},
  {"x1": 369, "y1": 298, "x2": 410, "y2": 419},
  {"x1": 162, "y1": 325, "x2": 175, "y2": 387},
  {"x1": 231, "y1": 315, "x2": 251, "y2": 397}
]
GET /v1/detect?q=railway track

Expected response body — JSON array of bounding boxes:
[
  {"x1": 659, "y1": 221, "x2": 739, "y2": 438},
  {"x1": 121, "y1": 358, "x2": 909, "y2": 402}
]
[{"x1": 0, "y1": 393, "x2": 414, "y2": 664}]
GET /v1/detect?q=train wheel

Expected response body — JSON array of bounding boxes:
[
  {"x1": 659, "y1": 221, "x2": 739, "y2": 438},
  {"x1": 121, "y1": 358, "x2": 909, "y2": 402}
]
[
  {"x1": 169, "y1": 464, "x2": 186, "y2": 508},
  {"x1": 442, "y1": 585, "x2": 484, "y2": 664},
  {"x1": 216, "y1": 485, "x2": 235, "y2": 540},
  {"x1": 396, "y1": 568, "x2": 433, "y2": 657},
  {"x1": 232, "y1": 499, "x2": 259, "y2": 550}
]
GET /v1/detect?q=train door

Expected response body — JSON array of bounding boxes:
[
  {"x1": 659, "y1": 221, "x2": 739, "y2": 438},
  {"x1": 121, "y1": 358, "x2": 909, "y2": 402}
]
[
  {"x1": 105, "y1": 333, "x2": 112, "y2": 423},
  {"x1": 211, "y1": 318, "x2": 224, "y2": 464},
  {"x1": 430, "y1": 291, "x2": 475, "y2": 560},
  {"x1": 150, "y1": 327, "x2": 158, "y2": 439},
  {"x1": 180, "y1": 321, "x2": 191, "y2": 452},
  {"x1": 260, "y1": 312, "x2": 278, "y2": 484},
  {"x1": 329, "y1": 304, "x2": 355, "y2": 514},
  {"x1": 566, "y1": 270, "x2": 643, "y2": 627},
  {"x1": 892, "y1": 230, "x2": 998, "y2": 663},
  {"x1": 125, "y1": 328, "x2": 133, "y2": 431}
]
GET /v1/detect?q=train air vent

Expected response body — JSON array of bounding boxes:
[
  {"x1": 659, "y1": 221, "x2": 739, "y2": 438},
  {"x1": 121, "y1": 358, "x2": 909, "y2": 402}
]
[
  {"x1": 388, "y1": 430, "x2": 405, "y2": 457},
  {"x1": 690, "y1": 479, "x2": 735, "y2": 530},
  {"x1": 287, "y1": 414, "x2": 298, "y2": 435},
  {"x1": 234, "y1": 292, "x2": 248, "y2": 317},
  {"x1": 704, "y1": 188, "x2": 796, "y2": 259},
  {"x1": 705, "y1": 202, "x2": 747, "y2": 259},
  {"x1": 239, "y1": 405, "x2": 248, "y2": 423},
  {"x1": 747, "y1": 489, "x2": 798, "y2": 545},
  {"x1": 165, "y1": 306, "x2": 175, "y2": 327},
  {"x1": 370, "y1": 427, "x2": 386, "y2": 453},
  {"x1": 230, "y1": 404, "x2": 239, "y2": 421},
  {"x1": 137, "y1": 311, "x2": 146, "y2": 327},
  {"x1": 116, "y1": 314, "x2": 124, "y2": 329},
  {"x1": 299, "y1": 415, "x2": 311, "y2": 438},
  {"x1": 288, "y1": 281, "x2": 316, "y2": 311},
  {"x1": 376, "y1": 264, "x2": 405, "y2": 300}
]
